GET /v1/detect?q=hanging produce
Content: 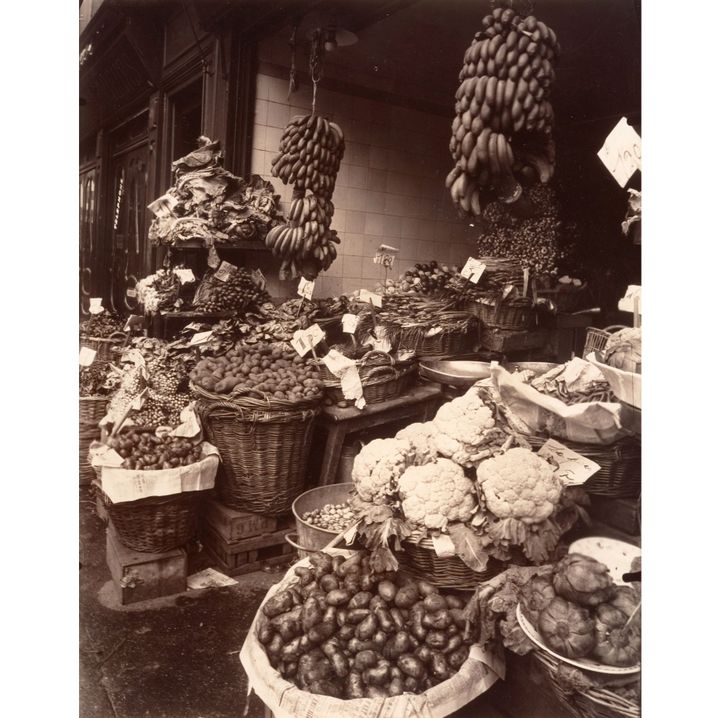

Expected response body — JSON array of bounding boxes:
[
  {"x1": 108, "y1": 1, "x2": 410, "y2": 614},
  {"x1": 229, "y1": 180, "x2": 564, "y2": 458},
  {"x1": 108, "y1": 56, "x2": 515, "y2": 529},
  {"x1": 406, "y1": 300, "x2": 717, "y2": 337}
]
[{"x1": 446, "y1": 6, "x2": 560, "y2": 214}]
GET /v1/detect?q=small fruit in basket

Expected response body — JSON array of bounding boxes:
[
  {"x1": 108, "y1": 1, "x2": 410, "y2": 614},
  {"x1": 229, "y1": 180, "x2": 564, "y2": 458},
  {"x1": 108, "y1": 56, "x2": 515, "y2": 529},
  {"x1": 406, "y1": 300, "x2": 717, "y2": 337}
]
[
  {"x1": 552, "y1": 553, "x2": 617, "y2": 607},
  {"x1": 107, "y1": 430, "x2": 202, "y2": 470},
  {"x1": 537, "y1": 597, "x2": 595, "y2": 659}
]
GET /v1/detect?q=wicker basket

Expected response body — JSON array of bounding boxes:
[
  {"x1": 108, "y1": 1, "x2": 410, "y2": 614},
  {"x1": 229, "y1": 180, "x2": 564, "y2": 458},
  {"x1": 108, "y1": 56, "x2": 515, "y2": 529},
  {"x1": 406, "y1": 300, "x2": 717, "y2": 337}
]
[
  {"x1": 324, "y1": 363, "x2": 417, "y2": 405},
  {"x1": 79, "y1": 424, "x2": 100, "y2": 486},
  {"x1": 101, "y1": 487, "x2": 210, "y2": 553},
  {"x1": 526, "y1": 435, "x2": 641, "y2": 498},
  {"x1": 192, "y1": 384, "x2": 322, "y2": 515},
  {"x1": 79, "y1": 396, "x2": 108, "y2": 425},
  {"x1": 79, "y1": 331, "x2": 128, "y2": 362},
  {"x1": 582, "y1": 326, "x2": 628, "y2": 360},
  {"x1": 398, "y1": 313, "x2": 476, "y2": 358},
  {"x1": 395, "y1": 535, "x2": 505, "y2": 590},
  {"x1": 535, "y1": 284, "x2": 589, "y2": 314},
  {"x1": 533, "y1": 651, "x2": 640, "y2": 718},
  {"x1": 470, "y1": 295, "x2": 536, "y2": 331}
]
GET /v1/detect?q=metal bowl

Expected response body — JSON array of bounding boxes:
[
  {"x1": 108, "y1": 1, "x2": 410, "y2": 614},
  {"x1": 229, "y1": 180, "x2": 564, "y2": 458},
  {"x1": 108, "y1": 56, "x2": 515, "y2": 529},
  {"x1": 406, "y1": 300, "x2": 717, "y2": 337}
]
[
  {"x1": 502, "y1": 361, "x2": 560, "y2": 376},
  {"x1": 419, "y1": 360, "x2": 492, "y2": 388}
]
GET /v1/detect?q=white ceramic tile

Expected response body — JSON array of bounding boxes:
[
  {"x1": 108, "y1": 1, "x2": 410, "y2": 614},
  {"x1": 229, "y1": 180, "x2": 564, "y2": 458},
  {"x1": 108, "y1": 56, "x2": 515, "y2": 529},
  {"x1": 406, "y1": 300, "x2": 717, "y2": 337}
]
[
  {"x1": 254, "y1": 99, "x2": 269, "y2": 126},
  {"x1": 267, "y1": 76, "x2": 290, "y2": 103},
  {"x1": 367, "y1": 168, "x2": 388, "y2": 192},
  {"x1": 265, "y1": 126, "x2": 284, "y2": 153},
  {"x1": 382, "y1": 214, "x2": 403, "y2": 237},
  {"x1": 256, "y1": 74, "x2": 272, "y2": 100},
  {"x1": 365, "y1": 190, "x2": 386, "y2": 213},
  {"x1": 251, "y1": 124, "x2": 267, "y2": 151},
  {"x1": 369, "y1": 143, "x2": 389, "y2": 169},
  {"x1": 345, "y1": 212, "x2": 367, "y2": 234},
  {"x1": 250, "y1": 149, "x2": 265, "y2": 175},
  {"x1": 267, "y1": 101, "x2": 290, "y2": 129},
  {"x1": 347, "y1": 164, "x2": 369, "y2": 189},
  {"x1": 365, "y1": 212, "x2": 385, "y2": 236}
]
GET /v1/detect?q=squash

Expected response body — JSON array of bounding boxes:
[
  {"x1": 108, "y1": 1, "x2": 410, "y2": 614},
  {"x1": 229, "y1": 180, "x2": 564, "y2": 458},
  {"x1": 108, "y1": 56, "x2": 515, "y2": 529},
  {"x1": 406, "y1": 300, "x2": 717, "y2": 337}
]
[
  {"x1": 553, "y1": 553, "x2": 616, "y2": 607},
  {"x1": 593, "y1": 604, "x2": 641, "y2": 667},
  {"x1": 538, "y1": 597, "x2": 595, "y2": 659}
]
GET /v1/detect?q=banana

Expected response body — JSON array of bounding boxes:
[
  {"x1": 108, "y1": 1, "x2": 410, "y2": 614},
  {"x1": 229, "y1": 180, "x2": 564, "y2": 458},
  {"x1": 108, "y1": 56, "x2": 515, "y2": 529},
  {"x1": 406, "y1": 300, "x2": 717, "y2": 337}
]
[
  {"x1": 506, "y1": 30, "x2": 518, "y2": 50},
  {"x1": 548, "y1": 27, "x2": 558, "y2": 49},
  {"x1": 518, "y1": 35, "x2": 530, "y2": 52},
  {"x1": 511, "y1": 97, "x2": 523, "y2": 122},
  {"x1": 466, "y1": 76, "x2": 479, "y2": 97},
  {"x1": 469, "y1": 97, "x2": 480, "y2": 117},
  {"x1": 467, "y1": 146, "x2": 479, "y2": 174},
  {"x1": 524, "y1": 151, "x2": 553, "y2": 183},
  {"x1": 479, "y1": 39, "x2": 490, "y2": 63},
  {"x1": 497, "y1": 64, "x2": 508, "y2": 81},
  {"x1": 537, "y1": 21, "x2": 549, "y2": 41},
  {"x1": 477, "y1": 167, "x2": 490, "y2": 187},
  {"x1": 475, "y1": 127, "x2": 492, "y2": 166},
  {"x1": 480, "y1": 102, "x2": 492, "y2": 122},
  {"x1": 303, "y1": 234, "x2": 315, "y2": 254},
  {"x1": 470, "y1": 115, "x2": 483, "y2": 135},
  {"x1": 527, "y1": 41, "x2": 538, "y2": 56},
  {"x1": 517, "y1": 52, "x2": 529, "y2": 70},
  {"x1": 475, "y1": 75, "x2": 489, "y2": 105},
  {"x1": 531, "y1": 55, "x2": 542, "y2": 71},
  {"x1": 445, "y1": 165, "x2": 462, "y2": 189},
  {"x1": 488, "y1": 33, "x2": 503, "y2": 58},
  {"x1": 487, "y1": 133, "x2": 501, "y2": 178},
  {"x1": 470, "y1": 40, "x2": 482, "y2": 64},
  {"x1": 485, "y1": 76, "x2": 498, "y2": 106},
  {"x1": 470, "y1": 187, "x2": 482, "y2": 216},
  {"x1": 495, "y1": 43, "x2": 507, "y2": 69},
  {"x1": 276, "y1": 226, "x2": 290, "y2": 255},
  {"x1": 527, "y1": 103, "x2": 540, "y2": 123},
  {"x1": 459, "y1": 188, "x2": 472, "y2": 213},
  {"x1": 264, "y1": 225, "x2": 282, "y2": 249},
  {"x1": 475, "y1": 59, "x2": 486, "y2": 77},
  {"x1": 524, "y1": 15, "x2": 538, "y2": 32},
  {"x1": 504, "y1": 79, "x2": 516, "y2": 107},
  {"x1": 459, "y1": 95, "x2": 470, "y2": 112},
  {"x1": 462, "y1": 110, "x2": 473, "y2": 131},
  {"x1": 500, "y1": 8, "x2": 514, "y2": 25},
  {"x1": 523, "y1": 94, "x2": 534, "y2": 112},
  {"x1": 450, "y1": 174, "x2": 463, "y2": 203},
  {"x1": 456, "y1": 78, "x2": 469, "y2": 99},
  {"x1": 495, "y1": 78, "x2": 505, "y2": 108},
  {"x1": 522, "y1": 64, "x2": 533, "y2": 81},
  {"x1": 501, "y1": 107, "x2": 512, "y2": 131},
  {"x1": 529, "y1": 77, "x2": 540, "y2": 98},
  {"x1": 508, "y1": 65, "x2": 520, "y2": 81},
  {"x1": 496, "y1": 133, "x2": 511, "y2": 173},
  {"x1": 516, "y1": 78, "x2": 529, "y2": 103},
  {"x1": 513, "y1": 114, "x2": 524, "y2": 133},
  {"x1": 486, "y1": 59, "x2": 496, "y2": 76}
]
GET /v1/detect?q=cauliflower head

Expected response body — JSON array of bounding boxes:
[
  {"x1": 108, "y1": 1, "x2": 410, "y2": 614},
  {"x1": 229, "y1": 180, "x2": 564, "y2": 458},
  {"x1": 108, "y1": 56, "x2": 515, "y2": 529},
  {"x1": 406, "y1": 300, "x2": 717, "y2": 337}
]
[
  {"x1": 397, "y1": 458, "x2": 476, "y2": 530},
  {"x1": 432, "y1": 389, "x2": 500, "y2": 467},
  {"x1": 476, "y1": 447, "x2": 561, "y2": 524},
  {"x1": 352, "y1": 438, "x2": 414, "y2": 503},
  {"x1": 395, "y1": 422, "x2": 439, "y2": 465}
]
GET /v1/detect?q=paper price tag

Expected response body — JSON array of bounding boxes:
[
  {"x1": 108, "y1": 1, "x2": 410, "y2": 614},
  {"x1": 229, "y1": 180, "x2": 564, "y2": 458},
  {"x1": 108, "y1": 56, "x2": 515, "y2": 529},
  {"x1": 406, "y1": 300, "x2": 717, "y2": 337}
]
[
  {"x1": 538, "y1": 439, "x2": 601, "y2": 486},
  {"x1": 89, "y1": 297, "x2": 104, "y2": 314},
  {"x1": 174, "y1": 268, "x2": 196, "y2": 284},
  {"x1": 597, "y1": 117, "x2": 642, "y2": 187},
  {"x1": 461, "y1": 258, "x2": 486, "y2": 283},
  {"x1": 189, "y1": 330, "x2": 213, "y2": 346},
  {"x1": 306, "y1": 324, "x2": 325, "y2": 347},
  {"x1": 215, "y1": 261, "x2": 237, "y2": 282},
  {"x1": 207, "y1": 245, "x2": 221, "y2": 269},
  {"x1": 373, "y1": 252, "x2": 395, "y2": 268},
  {"x1": 358, "y1": 289, "x2": 382, "y2": 307},
  {"x1": 183, "y1": 322, "x2": 206, "y2": 333},
  {"x1": 79, "y1": 347, "x2": 97, "y2": 366},
  {"x1": 502, "y1": 284, "x2": 515, "y2": 300},
  {"x1": 297, "y1": 277, "x2": 315, "y2": 300},
  {"x1": 291, "y1": 330, "x2": 312, "y2": 357},
  {"x1": 126, "y1": 287, "x2": 137, "y2": 298},
  {"x1": 251, "y1": 269, "x2": 267, "y2": 291},
  {"x1": 618, "y1": 285, "x2": 641, "y2": 314},
  {"x1": 432, "y1": 534, "x2": 457, "y2": 558},
  {"x1": 131, "y1": 394, "x2": 146, "y2": 411},
  {"x1": 342, "y1": 313, "x2": 359, "y2": 334}
]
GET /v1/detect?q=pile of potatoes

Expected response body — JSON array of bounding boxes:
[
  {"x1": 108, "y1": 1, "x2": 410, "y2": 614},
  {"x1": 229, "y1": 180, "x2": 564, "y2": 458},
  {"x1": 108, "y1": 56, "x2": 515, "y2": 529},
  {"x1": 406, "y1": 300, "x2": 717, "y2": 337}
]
[
  {"x1": 189, "y1": 341, "x2": 324, "y2": 401},
  {"x1": 258, "y1": 551, "x2": 473, "y2": 699}
]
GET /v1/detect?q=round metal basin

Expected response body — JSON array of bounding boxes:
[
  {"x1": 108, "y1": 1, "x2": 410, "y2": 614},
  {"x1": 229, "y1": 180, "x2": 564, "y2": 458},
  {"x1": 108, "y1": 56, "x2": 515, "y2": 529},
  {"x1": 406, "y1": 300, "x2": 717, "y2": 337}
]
[
  {"x1": 419, "y1": 360, "x2": 492, "y2": 388},
  {"x1": 503, "y1": 361, "x2": 560, "y2": 376}
]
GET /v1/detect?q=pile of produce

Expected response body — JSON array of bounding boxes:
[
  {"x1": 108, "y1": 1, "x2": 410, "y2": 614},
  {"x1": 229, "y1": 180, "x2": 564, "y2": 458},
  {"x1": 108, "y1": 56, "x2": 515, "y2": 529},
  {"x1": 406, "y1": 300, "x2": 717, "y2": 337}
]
[
  {"x1": 133, "y1": 355, "x2": 191, "y2": 428},
  {"x1": 80, "y1": 361, "x2": 120, "y2": 398},
  {"x1": 192, "y1": 265, "x2": 270, "y2": 315},
  {"x1": 148, "y1": 137, "x2": 284, "y2": 246},
  {"x1": 105, "y1": 428, "x2": 202, "y2": 471},
  {"x1": 80, "y1": 312, "x2": 125, "y2": 339},
  {"x1": 268, "y1": 114, "x2": 345, "y2": 280},
  {"x1": 189, "y1": 341, "x2": 324, "y2": 401},
  {"x1": 600, "y1": 328, "x2": 641, "y2": 374},
  {"x1": 521, "y1": 358, "x2": 615, "y2": 405},
  {"x1": 447, "y1": 6, "x2": 560, "y2": 214},
  {"x1": 302, "y1": 503, "x2": 356, "y2": 533},
  {"x1": 258, "y1": 550, "x2": 475, "y2": 698},
  {"x1": 349, "y1": 385, "x2": 589, "y2": 572},
  {"x1": 135, "y1": 269, "x2": 182, "y2": 313},
  {"x1": 376, "y1": 262, "x2": 460, "y2": 297}
]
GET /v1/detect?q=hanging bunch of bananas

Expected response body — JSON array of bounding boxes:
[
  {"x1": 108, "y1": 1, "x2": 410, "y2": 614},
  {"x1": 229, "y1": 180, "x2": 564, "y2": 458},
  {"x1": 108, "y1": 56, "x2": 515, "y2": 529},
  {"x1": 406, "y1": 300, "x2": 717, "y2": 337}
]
[
  {"x1": 446, "y1": 6, "x2": 560, "y2": 215},
  {"x1": 267, "y1": 114, "x2": 345, "y2": 280}
]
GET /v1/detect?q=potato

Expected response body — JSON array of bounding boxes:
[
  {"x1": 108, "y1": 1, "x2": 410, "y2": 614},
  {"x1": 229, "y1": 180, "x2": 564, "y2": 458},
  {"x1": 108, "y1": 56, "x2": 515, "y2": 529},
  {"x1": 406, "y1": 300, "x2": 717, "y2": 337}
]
[
  {"x1": 271, "y1": 608, "x2": 302, "y2": 642},
  {"x1": 308, "y1": 552, "x2": 334, "y2": 576},
  {"x1": 430, "y1": 651, "x2": 451, "y2": 680},
  {"x1": 369, "y1": 595, "x2": 387, "y2": 612},
  {"x1": 319, "y1": 574, "x2": 340, "y2": 593},
  {"x1": 326, "y1": 589, "x2": 351, "y2": 606},
  {"x1": 444, "y1": 635, "x2": 463, "y2": 655},
  {"x1": 332, "y1": 555, "x2": 346, "y2": 574},
  {"x1": 403, "y1": 676, "x2": 420, "y2": 693},
  {"x1": 388, "y1": 677, "x2": 404, "y2": 696},
  {"x1": 282, "y1": 660, "x2": 297, "y2": 678},
  {"x1": 409, "y1": 609, "x2": 427, "y2": 641},
  {"x1": 371, "y1": 630, "x2": 388, "y2": 651},
  {"x1": 354, "y1": 649, "x2": 379, "y2": 671},
  {"x1": 383, "y1": 631, "x2": 413, "y2": 660},
  {"x1": 377, "y1": 580, "x2": 397, "y2": 603},
  {"x1": 266, "y1": 633, "x2": 284, "y2": 656},
  {"x1": 337, "y1": 624, "x2": 355, "y2": 641},
  {"x1": 374, "y1": 607, "x2": 395, "y2": 633},
  {"x1": 397, "y1": 654, "x2": 427, "y2": 680},
  {"x1": 449, "y1": 608, "x2": 466, "y2": 628},
  {"x1": 355, "y1": 613, "x2": 378, "y2": 640},
  {"x1": 425, "y1": 630, "x2": 448, "y2": 650},
  {"x1": 348, "y1": 592, "x2": 373, "y2": 609},
  {"x1": 309, "y1": 679, "x2": 343, "y2": 698},
  {"x1": 363, "y1": 664, "x2": 391, "y2": 686},
  {"x1": 394, "y1": 586, "x2": 419, "y2": 609},
  {"x1": 389, "y1": 607, "x2": 405, "y2": 631},
  {"x1": 447, "y1": 645, "x2": 470, "y2": 670},
  {"x1": 347, "y1": 638, "x2": 375, "y2": 654},
  {"x1": 360, "y1": 573, "x2": 377, "y2": 592},
  {"x1": 262, "y1": 590, "x2": 294, "y2": 618},
  {"x1": 417, "y1": 580, "x2": 439, "y2": 597},
  {"x1": 347, "y1": 671, "x2": 364, "y2": 698},
  {"x1": 422, "y1": 609, "x2": 452, "y2": 631},
  {"x1": 407, "y1": 635, "x2": 420, "y2": 651},
  {"x1": 445, "y1": 595, "x2": 464, "y2": 610},
  {"x1": 336, "y1": 608, "x2": 348, "y2": 627},
  {"x1": 307, "y1": 622, "x2": 335, "y2": 645},
  {"x1": 257, "y1": 623, "x2": 275, "y2": 645},
  {"x1": 447, "y1": 623, "x2": 459, "y2": 636},
  {"x1": 346, "y1": 608, "x2": 371, "y2": 625},
  {"x1": 300, "y1": 581, "x2": 319, "y2": 599},
  {"x1": 294, "y1": 566, "x2": 314, "y2": 585},
  {"x1": 322, "y1": 606, "x2": 337, "y2": 625},
  {"x1": 280, "y1": 636, "x2": 302, "y2": 661},
  {"x1": 423, "y1": 594, "x2": 447, "y2": 612},
  {"x1": 301, "y1": 597, "x2": 323, "y2": 632},
  {"x1": 366, "y1": 685, "x2": 390, "y2": 699},
  {"x1": 343, "y1": 576, "x2": 361, "y2": 594},
  {"x1": 336, "y1": 552, "x2": 363, "y2": 577},
  {"x1": 415, "y1": 644, "x2": 434, "y2": 664},
  {"x1": 328, "y1": 651, "x2": 349, "y2": 678}
]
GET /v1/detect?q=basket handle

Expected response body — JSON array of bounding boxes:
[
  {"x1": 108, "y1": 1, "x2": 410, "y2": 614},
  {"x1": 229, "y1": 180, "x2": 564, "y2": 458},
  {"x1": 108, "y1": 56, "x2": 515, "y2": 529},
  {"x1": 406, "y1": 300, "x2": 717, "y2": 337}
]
[
  {"x1": 363, "y1": 365, "x2": 400, "y2": 382},
  {"x1": 602, "y1": 325, "x2": 629, "y2": 334},
  {"x1": 360, "y1": 350, "x2": 395, "y2": 368}
]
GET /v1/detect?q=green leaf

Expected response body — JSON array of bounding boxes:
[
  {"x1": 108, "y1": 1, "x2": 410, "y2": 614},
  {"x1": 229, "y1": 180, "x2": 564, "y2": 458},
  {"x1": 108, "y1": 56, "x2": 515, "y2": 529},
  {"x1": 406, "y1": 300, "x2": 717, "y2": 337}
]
[{"x1": 447, "y1": 523, "x2": 490, "y2": 572}]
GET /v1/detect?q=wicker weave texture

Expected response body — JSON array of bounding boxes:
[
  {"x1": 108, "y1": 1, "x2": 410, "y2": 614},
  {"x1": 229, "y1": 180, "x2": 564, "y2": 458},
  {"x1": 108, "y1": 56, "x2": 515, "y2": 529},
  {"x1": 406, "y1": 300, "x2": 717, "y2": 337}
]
[
  {"x1": 80, "y1": 424, "x2": 100, "y2": 486},
  {"x1": 470, "y1": 298, "x2": 536, "y2": 331},
  {"x1": 324, "y1": 365, "x2": 417, "y2": 405},
  {"x1": 80, "y1": 332, "x2": 126, "y2": 362},
  {"x1": 79, "y1": 396, "x2": 108, "y2": 425}
]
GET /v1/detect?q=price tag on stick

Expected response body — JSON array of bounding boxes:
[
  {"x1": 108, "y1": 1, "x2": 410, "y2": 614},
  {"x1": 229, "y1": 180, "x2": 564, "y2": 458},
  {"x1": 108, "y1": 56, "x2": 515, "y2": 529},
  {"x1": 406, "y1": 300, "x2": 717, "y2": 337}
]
[
  {"x1": 79, "y1": 347, "x2": 97, "y2": 366},
  {"x1": 298, "y1": 277, "x2": 315, "y2": 301},
  {"x1": 597, "y1": 117, "x2": 642, "y2": 188},
  {"x1": 215, "y1": 261, "x2": 237, "y2": 282},
  {"x1": 358, "y1": 289, "x2": 382, "y2": 307},
  {"x1": 538, "y1": 439, "x2": 601, "y2": 486},
  {"x1": 342, "y1": 314, "x2": 359, "y2": 334},
  {"x1": 461, "y1": 258, "x2": 486, "y2": 284}
]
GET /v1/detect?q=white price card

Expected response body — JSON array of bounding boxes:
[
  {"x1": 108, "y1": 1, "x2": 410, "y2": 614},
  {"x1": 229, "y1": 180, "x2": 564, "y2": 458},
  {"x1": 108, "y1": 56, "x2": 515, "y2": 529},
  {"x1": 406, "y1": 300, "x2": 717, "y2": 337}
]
[
  {"x1": 618, "y1": 285, "x2": 641, "y2": 315},
  {"x1": 215, "y1": 261, "x2": 237, "y2": 282},
  {"x1": 174, "y1": 268, "x2": 196, "y2": 284},
  {"x1": 89, "y1": 297, "x2": 104, "y2": 314},
  {"x1": 342, "y1": 313, "x2": 359, "y2": 334},
  {"x1": 358, "y1": 289, "x2": 383, "y2": 307},
  {"x1": 538, "y1": 438, "x2": 601, "y2": 486},
  {"x1": 425, "y1": 326, "x2": 443, "y2": 337},
  {"x1": 297, "y1": 277, "x2": 315, "y2": 300},
  {"x1": 502, "y1": 284, "x2": 516, "y2": 300},
  {"x1": 183, "y1": 322, "x2": 206, "y2": 333},
  {"x1": 251, "y1": 269, "x2": 267, "y2": 290},
  {"x1": 189, "y1": 330, "x2": 214, "y2": 346},
  {"x1": 460, "y1": 258, "x2": 486, "y2": 283},
  {"x1": 207, "y1": 245, "x2": 221, "y2": 269},
  {"x1": 431, "y1": 534, "x2": 457, "y2": 558},
  {"x1": 124, "y1": 314, "x2": 144, "y2": 332},
  {"x1": 305, "y1": 324, "x2": 326, "y2": 347},
  {"x1": 373, "y1": 252, "x2": 395, "y2": 268},
  {"x1": 126, "y1": 287, "x2": 137, "y2": 298},
  {"x1": 291, "y1": 330, "x2": 312, "y2": 357},
  {"x1": 597, "y1": 117, "x2": 642, "y2": 187},
  {"x1": 131, "y1": 394, "x2": 146, "y2": 411},
  {"x1": 79, "y1": 347, "x2": 97, "y2": 366}
]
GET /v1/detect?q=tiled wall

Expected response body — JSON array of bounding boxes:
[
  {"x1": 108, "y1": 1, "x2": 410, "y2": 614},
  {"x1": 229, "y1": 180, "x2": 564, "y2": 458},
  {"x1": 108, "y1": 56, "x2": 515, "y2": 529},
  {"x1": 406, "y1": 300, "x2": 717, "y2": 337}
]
[{"x1": 250, "y1": 73, "x2": 479, "y2": 297}]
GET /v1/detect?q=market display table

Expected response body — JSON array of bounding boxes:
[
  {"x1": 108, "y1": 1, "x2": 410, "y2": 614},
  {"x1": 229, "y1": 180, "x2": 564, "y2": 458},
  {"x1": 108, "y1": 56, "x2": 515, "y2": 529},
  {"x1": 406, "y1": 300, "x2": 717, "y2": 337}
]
[{"x1": 315, "y1": 382, "x2": 444, "y2": 486}]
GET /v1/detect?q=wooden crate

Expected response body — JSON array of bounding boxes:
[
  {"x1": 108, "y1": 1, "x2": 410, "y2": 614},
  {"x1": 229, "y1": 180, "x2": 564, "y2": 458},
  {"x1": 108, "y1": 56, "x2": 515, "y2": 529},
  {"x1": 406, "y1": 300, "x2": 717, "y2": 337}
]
[
  {"x1": 202, "y1": 498, "x2": 278, "y2": 543},
  {"x1": 201, "y1": 519, "x2": 295, "y2": 577},
  {"x1": 587, "y1": 496, "x2": 641, "y2": 537},
  {"x1": 106, "y1": 521, "x2": 188, "y2": 605}
]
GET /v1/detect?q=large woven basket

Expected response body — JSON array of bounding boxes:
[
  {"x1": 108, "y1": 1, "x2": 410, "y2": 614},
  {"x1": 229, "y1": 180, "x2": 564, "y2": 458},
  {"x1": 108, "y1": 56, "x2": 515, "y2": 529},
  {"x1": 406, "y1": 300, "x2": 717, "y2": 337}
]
[
  {"x1": 526, "y1": 435, "x2": 641, "y2": 498},
  {"x1": 192, "y1": 384, "x2": 322, "y2": 515},
  {"x1": 324, "y1": 364, "x2": 417, "y2": 405},
  {"x1": 80, "y1": 424, "x2": 100, "y2": 486},
  {"x1": 395, "y1": 534, "x2": 505, "y2": 590},
  {"x1": 582, "y1": 326, "x2": 629, "y2": 360},
  {"x1": 79, "y1": 396, "x2": 108, "y2": 425},
  {"x1": 101, "y1": 487, "x2": 210, "y2": 553},
  {"x1": 398, "y1": 313, "x2": 475, "y2": 358},
  {"x1": 533, "y1": 651, "x2": 640, "y2": 718},
  {"x1": 79, "y1": 331, "x2": 128, "y2": 362},
  {"x1": 469, "y1": 295, "x2": 536, "y2": 331}
]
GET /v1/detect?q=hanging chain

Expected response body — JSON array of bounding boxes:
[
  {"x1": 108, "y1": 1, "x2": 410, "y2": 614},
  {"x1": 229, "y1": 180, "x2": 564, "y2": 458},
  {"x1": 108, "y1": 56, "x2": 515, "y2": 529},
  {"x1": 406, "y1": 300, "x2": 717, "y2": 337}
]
[
  {"x1": 308, "y1": 28, "x2": 325, "y2": 117},
  {"x1": 288, "y1": 23, "x2": 299, "y2": 98}
]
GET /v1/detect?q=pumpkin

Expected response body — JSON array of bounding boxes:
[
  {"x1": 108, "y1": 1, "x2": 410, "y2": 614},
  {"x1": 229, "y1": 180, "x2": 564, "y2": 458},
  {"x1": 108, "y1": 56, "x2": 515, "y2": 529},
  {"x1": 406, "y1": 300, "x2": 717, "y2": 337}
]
[
  {"x1": 520, "y1": 574, "x2": 556, "y2": 627},
  {"x1": 553, "y1": 553, "x2": 616, "y2": 607},
  {"x1": 538, "y1": 597, "x2": 595, "y2": 659},
  {"x1": 593, "y1": 604, "x2": 641, "y2": 667}
]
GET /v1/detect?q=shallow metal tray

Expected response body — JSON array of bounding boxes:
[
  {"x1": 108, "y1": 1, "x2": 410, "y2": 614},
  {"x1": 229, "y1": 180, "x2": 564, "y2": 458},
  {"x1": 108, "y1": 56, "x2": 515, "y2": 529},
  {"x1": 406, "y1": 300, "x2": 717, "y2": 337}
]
[{"x1": 419, "y1": 360, "x2": 492, "y2": 387}]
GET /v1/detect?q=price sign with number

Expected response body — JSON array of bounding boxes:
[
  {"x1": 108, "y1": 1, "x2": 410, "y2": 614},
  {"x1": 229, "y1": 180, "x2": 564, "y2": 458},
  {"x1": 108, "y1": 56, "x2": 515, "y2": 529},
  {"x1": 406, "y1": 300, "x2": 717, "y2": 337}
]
[
  {"x1": 291, "y1": 330, "x2": 312, "y2": 357},
  {"x1": 89, "y1": 297, "x2": 104, "y2": 314},
  {"x1": 208, "y1": 245, "x2": 221, "y2": 269},
  {"x1": 215, "y1": 261, "x2": 237, "y2": 282},
  {"x1": 373, "y1": 252, "x2": 395, "y2": 269},
  {"x1": 358, "y1": 289, "x2": 382, "y2": 307},
  {"x1": 306, "y1": 324, "x2": 325, "y2": 346},
  {"x1": 342, "y1": 313, "x2": 359, "y2": 334},
  {"x1": 461, "y1": 258, "x2": 486, "y2": 283},
  {"x1": 597, "y1": 117, "x2": 642, "y2": 188},
  {"x1": 297, "y1": 277, "x2": 315, "y2": 300},
  {"x1": 79, "y1": 347, "x2": 97, "y2": 367},
  {"x1": 538, "y1": 439, "x2": 601, "y2": 486}
]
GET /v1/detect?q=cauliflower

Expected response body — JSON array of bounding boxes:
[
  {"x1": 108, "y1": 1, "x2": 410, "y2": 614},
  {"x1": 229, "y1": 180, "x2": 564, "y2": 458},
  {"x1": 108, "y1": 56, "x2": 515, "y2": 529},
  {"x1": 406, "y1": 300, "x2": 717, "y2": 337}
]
[
  {"x1": 352, "y1": 438, "x2": 414, "y2": 503},
  {"x1": 476, "y1": 447, "x2": 561, "y2": 524},
  {"x1": 395, "y1": 422, "x2": 438, "y2": 465},
  {"x1": 432, "y1": 387, "x2": 507, "y2": 467},
  {"x1": 397, "y1": 458, "x2": 476, "y2": 530}
]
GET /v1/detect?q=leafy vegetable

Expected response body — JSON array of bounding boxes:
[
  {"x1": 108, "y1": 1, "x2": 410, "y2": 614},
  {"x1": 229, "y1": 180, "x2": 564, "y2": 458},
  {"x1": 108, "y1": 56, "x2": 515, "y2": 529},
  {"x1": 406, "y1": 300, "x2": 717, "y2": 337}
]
[{"x1": 447, "y1": 523, "x2": 490, "y2": 572}]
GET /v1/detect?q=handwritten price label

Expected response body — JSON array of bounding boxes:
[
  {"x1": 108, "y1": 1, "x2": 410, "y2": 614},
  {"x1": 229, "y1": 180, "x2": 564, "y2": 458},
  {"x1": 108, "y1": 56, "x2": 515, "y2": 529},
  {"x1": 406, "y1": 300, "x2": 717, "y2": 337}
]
[
  {"x1": 342, "y1": 313, "x2": 359, "y2": 334},
  {"x1": 215, "y1": 261, "x2": 237, "y2": 282},
  {"x1": 373, "y1": 252, "x2": 395, "y2": 268},
  {"x1": 79, "y1": 347, "x2": 97, "y2": 366},
  {"x1": 461, "y1": 258, "x2": 486, "y2": 283},
  {"x1": 538, "y1": 439, "x2": 601, "y2": 486},
  {"x1": 358, "y1": 289, "x2": 382, "y2": 307},
  {"x1": 89, "y1": 297, "x2": 104, "y2": 314},
  {"x1": 597, "y1": 117, "x2": 642, "y2": 187},
  {"x1": 207, "y1": 245, "x2": 221, "y2": 269},
  {"x1": 291, "y1": 325, "x2": 325, "y2": 356},
  {"x1": 189, "y1": 330, "x2": 214, "y2": 346},
  {"x1": 174, "y1": 268, "x2": 196, "y2": 284},
  {"x1": 297, "y1": 277, "x2": 315, "y2": 300}
]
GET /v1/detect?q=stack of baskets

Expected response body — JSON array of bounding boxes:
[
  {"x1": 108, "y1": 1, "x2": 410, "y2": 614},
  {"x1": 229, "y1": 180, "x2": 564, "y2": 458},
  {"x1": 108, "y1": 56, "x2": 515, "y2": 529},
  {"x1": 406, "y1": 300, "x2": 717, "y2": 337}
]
[
  {"x1": 532, "y1": 651, "x2": 640, "y2": 718},
  {"x1": 316, "y1": 350, "x2": 417, "y2": 405},
  {"x1": 79, "y1": 392, "x2": 107, "y2": 485},
  {"x1": 192, "y1": 384, "x2": 323, "y2": 515}
]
